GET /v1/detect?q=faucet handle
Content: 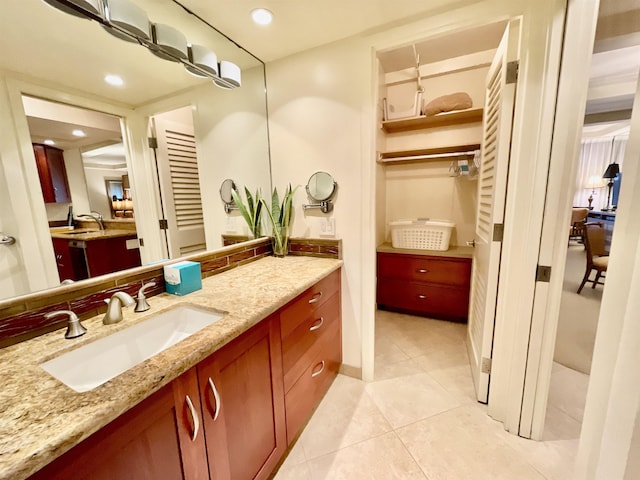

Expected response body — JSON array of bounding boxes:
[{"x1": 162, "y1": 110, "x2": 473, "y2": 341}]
[
  {"x1": 45, "y1": 310, "x2": 87, "y2": 339},
  {"x1": 135, "y1": 282, "x2": 157, "y2": 313}
]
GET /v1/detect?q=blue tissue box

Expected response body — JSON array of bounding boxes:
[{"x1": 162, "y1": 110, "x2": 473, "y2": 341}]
[{"x1": 164, "y1": 261, "x2": 202, "y2": 296}]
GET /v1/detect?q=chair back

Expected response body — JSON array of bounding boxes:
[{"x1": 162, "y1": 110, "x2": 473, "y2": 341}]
[
  {"x1": 571, "y1": 208, "x2": 588, "y2": 224},
  {"x1": 584, "y1": 222, "x2": 607, "y2": 260}
]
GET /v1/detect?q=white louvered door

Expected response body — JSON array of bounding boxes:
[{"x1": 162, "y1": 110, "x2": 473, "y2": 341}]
[
  {"x1": 466, "y1": 21, "x2": 520, "y2": 404},
  {"x1": 153, "y1": 117, "x2": 206, "y2": 258}
]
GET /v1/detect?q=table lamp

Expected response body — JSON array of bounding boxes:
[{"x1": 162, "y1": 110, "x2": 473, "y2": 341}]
[
  {"x1": 602, "y1": 163, "x2": 620, "y2": 211},
  {"x1": 585, "y1": 175, "x2": 605, "y2": 210}
]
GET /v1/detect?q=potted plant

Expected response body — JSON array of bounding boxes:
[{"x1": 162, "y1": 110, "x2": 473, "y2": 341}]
[
  {"x1": 261, "y1": 184, "x2": 298, "y2": 257},
  {"x1": 231, "y1": 187, "x2": 263, "y2": 239}
]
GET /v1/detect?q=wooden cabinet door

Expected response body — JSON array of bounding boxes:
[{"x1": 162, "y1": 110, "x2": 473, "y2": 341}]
[
  {"x1": 51, "y1": 238, "x2": 75, "y2": 281},
  {"x1": 84, "y1": 236, "x2": 142, "y2": 277},
  {"x1": 197, "y1": 314, "x2": 286, "y2": 480},
  {"x1": 33, "y1": 144, "x2": 70, "y2": 203},
  {"x1": 28, "y1": 369, "x2": 209, "y2": 480}
]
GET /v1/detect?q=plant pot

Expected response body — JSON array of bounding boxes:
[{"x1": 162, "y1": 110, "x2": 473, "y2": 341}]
[{"x1": 271, "y1": 231, "x2": 289, "y2": 257}]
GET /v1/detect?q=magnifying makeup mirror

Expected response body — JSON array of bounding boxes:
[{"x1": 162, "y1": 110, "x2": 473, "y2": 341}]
[
  {"x1": 220, "y1": 178, "x2": 238, "y2": 213},
  {"x1": 303, "y1": 172, "x2": 337, "y2": 213}
]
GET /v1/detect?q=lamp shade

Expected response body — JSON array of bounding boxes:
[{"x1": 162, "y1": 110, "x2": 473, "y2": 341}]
[
  {"x1": 603, "y1": 163, "x2": 620, "y2": 179},
  {"x1": 215, "y1": 61, "x2": 241, "y2": 88},
  {"x1": 43, "y1": 0, "x2": 103, "y2": 18},
  {"x1": 150, "y1": 23, "x2": 188, "y2": 62},
  {"x1": 185, "y1": 44, "x2": 218, "y2": 78},
  {"x1": 103, "y1": 0, "x2": 150, "y2": 42},
  {"x1": 585, "y1": 175, "x2": 605, "y2": 189}
]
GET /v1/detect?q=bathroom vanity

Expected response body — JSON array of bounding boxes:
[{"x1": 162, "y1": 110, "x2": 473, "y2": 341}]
[{"x1": 0, "y1": 256, "x2": 342, "y2": 480}]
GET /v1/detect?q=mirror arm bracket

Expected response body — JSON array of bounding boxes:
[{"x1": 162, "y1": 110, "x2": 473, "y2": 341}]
[
  {"x1": 224, "y1": 203, "x2": 239, "y2": 214},
  {"x1": 302, "y1": 200, "x2": 333, "y2": 214}
]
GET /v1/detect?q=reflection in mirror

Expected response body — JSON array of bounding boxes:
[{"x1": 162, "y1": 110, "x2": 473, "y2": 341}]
[
  {"x1": 303, "y1": 172, "x2": 337, "y2": 214},
  {"x1": 220, "y1": 179, "x2": 239, "y2": 214},
  {"x1": 0, "y1": 0, "x2": 271, "y2": 300}
]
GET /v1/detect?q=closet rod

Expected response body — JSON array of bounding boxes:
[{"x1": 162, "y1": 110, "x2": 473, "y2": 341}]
[{"x1": 379, "y1": 150, "x2": 478, "y2": 162}]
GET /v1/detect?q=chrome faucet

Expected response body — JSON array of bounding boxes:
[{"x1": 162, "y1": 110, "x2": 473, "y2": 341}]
[
  {"x1": 135, "y1": 282, "x2": 157, "y2": 312},
  {"x1": 45, "y1": 310, "x2": 87, "y2": 339},
  {"x1": 103, "y1": 292, "x2": 135, "y2": 325},
  {"x1": 77, "y1": 211, "x2": 105, "y2": 230}
]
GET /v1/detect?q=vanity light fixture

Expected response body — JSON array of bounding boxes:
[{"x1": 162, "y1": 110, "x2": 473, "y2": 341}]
[
  {"x1": 40, "y1": 0, "x2": 241, "y2": 89},
  {"x1": 72, "y1": 129, "x2": 87, "y2": 137},
  {"x1": 185, "y1": 44, "x2": 219, "y2": 78},
  {"x1": 150, "y1": 23, "x2": 188, "y2": 62},
  {"x1": 104, "y1": 74, "x2": 124, "y2": 86},
  {"x1": 251, "y1": 8, "x2": 273, "y2": 26},
  {"x1": 43, "y1": 0, "x2": 103, "y2": 19},
  {"x1": 44, "y1": 139, "x2": 56, "y2": 146},
  {"x1": 216, "y1": 61, "x2": 242, "y2": 88}
]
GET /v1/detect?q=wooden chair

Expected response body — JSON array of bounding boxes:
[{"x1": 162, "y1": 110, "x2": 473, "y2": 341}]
[
  {"x1": 569, "y1": 207, "x2": 588, "y2": 243},
  {"x1": 577, "y1": 222, "x2": 609, "y2": 294}
]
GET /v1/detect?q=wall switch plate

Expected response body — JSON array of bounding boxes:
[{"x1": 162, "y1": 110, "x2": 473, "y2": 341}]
[
  {"x1": 225, "y1": 216, "x2": 237, "y2": 233},
  {"x1": 320, "y1": 217, "x2": 336, "y2": 237}
]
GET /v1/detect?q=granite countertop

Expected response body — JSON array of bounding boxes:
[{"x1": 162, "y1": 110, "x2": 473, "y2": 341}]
[
  {"x1": 0, "y1": 256, "x2": 342, "y2": 480},
  {"x1": 50, "y1": 228, "x2": 137, "y2": 241},
  {"x1": 377, "y1": 242, "x2": 473, "y2": 259}
]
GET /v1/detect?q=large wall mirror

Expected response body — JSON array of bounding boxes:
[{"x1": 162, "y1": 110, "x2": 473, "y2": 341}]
[{"x1": 0, "y1": 0, "x2": 272, "y2": 300}]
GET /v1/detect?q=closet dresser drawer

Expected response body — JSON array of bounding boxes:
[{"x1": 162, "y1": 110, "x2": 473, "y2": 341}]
[
  {"x1": 377, "y1": 252, "x2": 471, "y2": 321},
  {"x1": 280, "y1": 268, "x2": 341, "y2": 443}
]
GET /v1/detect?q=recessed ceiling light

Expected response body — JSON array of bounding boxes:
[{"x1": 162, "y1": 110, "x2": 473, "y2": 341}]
[
  {"x1": 104, "y1": 74, "x2": 124, "y2": 86},
  {"x1": 44, "y1": 139, "x2": 56, "y2": 146},
  {"x1": 72, "y1": 129, "x2": 86, "y2": 137},
  {"x1": 251, "y1": 8, "x2": 273, "y2": 26}
]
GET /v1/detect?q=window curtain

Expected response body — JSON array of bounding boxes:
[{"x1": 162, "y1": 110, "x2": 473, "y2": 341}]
[{"x1": 573, "y1": 135, "x2": 627, "y2": 210}]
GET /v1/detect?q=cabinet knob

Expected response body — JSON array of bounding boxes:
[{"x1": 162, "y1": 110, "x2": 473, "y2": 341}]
[
  {"x1": 308, "y1": 292, "x2": 323, "y2": 304},
  {"x1": 309, "y1": 317, "x2": 324, "y2": 331},
  {"x1": 185, "y1": 395, "x2": 200, "y2": 442},
  {"x1": 311, "y1": 360, "x2": 326, "y2": 378},
  {"x1": 207, "y1": 377, "x2": 222, "y2": 421},
  {"x1": 418, "y1": 294, "x2": 427, "y2": 300},
  {"x1": 417, "y1": 269, "x2": 429, "y2": 274}
]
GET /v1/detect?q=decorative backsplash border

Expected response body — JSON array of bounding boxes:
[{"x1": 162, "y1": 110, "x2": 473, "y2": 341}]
[{"x1": 0, "y1": 237, "x2": 341, "y2": 348}]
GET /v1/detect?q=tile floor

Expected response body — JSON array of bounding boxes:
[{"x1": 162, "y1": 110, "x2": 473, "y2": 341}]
[{"x1": 274, "y1": 310, "x2": 589, "y2": 480}]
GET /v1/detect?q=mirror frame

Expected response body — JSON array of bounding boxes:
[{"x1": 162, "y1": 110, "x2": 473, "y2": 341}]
[{"x1": 306, "y1": 171, "x2": 337, "y2": 202}]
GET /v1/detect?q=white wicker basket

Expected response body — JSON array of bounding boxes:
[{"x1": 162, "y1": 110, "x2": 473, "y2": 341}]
[{"x1": 390, "y1": 219, "x2": 455, "y2": 251}]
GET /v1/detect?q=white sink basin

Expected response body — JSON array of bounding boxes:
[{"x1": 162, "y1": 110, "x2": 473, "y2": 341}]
[{"x1": 41, "y1": 305, "x2": 223, "y2": 392}]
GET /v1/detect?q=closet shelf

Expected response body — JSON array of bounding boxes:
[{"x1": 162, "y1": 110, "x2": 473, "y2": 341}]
[
  {"x1": 381, "y1": 107, "x2": 484, "y2": 133},
  {"x1": 378, "y1": 144, "x2": 481, "y2": 165}
]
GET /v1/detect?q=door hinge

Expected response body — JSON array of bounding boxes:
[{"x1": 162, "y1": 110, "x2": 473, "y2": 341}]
[
  {"x1": 159, "y1": 219, "x2": 168, "y2": 230},
  {"x1": 536, "y1": 265, "x2": 552, "y2": 283},
  {"x1": 148, "y1": 137, "x2": 158, "y2": 149},
  {"x1": 481, "y1": 357, "x2": 492, "y2": 374},
  {"x1": 506, "y1": 60, "x2": 519, "y2": 84},
  {"x1": 493, "y1": 223, "x2": 504, "y2": 242}
]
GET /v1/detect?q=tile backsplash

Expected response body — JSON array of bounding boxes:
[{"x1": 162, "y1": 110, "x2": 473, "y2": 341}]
[{"x1": 0, "y1": 237, "x2": 341, "y2": 348}]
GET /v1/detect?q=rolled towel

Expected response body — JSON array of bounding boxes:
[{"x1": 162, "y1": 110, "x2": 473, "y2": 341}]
[{"x1": 424, "y1": 92, "x2": 473, "y2": 116}]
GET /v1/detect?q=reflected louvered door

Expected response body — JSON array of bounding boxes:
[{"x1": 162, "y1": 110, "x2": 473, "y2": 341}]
[
  {"x1": 466, "y1": 20, "x2": 519, "y2": 404},
  {"x1": 153, "y1": 117, "x2": 206, "y2": 258}
]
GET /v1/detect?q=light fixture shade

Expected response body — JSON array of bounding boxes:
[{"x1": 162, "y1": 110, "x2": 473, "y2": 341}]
[
  {"x1": 43, "y1": 0, "x2": 103, "y2": 18},
  {"x1": 150, "y1": 23, "x2": 188, "y2": 62},
  {"x1": 103, "y1": 0, "x2": 150, "y2": 42},
  {"x1": 603, "y1": 163, "x2": 620, "y2": 179},
  {"x1": 218, "y1": 61, "x2": 241, "y2": 88},
  {"x1": 585, "y1": 175, "x2": 605, "y2": 189},
  {"x1": 185, "y1": 44, "x2": 218, "y2": 78}
]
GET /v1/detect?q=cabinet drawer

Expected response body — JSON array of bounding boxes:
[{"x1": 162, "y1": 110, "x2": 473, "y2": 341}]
[
  {"x1": 284, "y1": 327, "x2": 341, "y2": 444},
  {"x1": 377, "y1": 253, "x2": 471, "y2": 287},
  {"x1": 377, "y1": 279, "x2": 469, "y2": 320},
  {"x1": 280, "y1": 269, "x2": 340, "y2": 339},
  {"x1": 282, "y1": 294, "x2": 340, "y2": 392}
]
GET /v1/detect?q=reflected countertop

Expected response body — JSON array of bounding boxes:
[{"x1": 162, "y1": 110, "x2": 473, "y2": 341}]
[
  {"x1": 377, "y1": 242, "x2": 473, "y2": 259},
  {"x1": 0, "y1": 255, "x2": 342, "y2": 480},
  {"x1": 50, "y1": 228, "x2": 138, "y2": 241}
]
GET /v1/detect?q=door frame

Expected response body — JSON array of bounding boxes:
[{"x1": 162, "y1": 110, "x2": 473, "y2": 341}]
[{"x1": 365, "y1": 1, "x2": 569, "y2": 434}]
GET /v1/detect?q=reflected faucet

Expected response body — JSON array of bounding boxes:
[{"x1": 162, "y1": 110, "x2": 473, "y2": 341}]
[
  {"x1": 77, "y1": 211, "x2": 105, "y2": 230},
  {"x1": 103, "y1": 292, "x2": 135, "y2": 325}
]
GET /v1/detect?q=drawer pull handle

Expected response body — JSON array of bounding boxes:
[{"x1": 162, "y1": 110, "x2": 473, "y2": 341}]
[
  {"x1": 308, "y1": 292, "x2": 323, "y2": 304},
  {"x1": 185, "y1": 395, "x2": 200, "y2": 442},
  {"x1": 311, "y1": 360, "x2": 326, "y2": 378},
  {"x1": 208, "y1": 377, "x2": 222, "y2": 422},
  {"x1": 418, "y1": 294, "x2": 427, "y2": 299},
  {"x1": 417, "y1": 269, "x2": 430, "y2": 274},
  {"x1": 309, "y1": 317, "x2": 324, "y2": 331}
]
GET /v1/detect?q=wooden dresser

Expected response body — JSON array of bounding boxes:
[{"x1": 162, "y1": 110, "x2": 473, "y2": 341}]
[{"x1": 377, "y1": 246, "x2": 472, "y2": 322}]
